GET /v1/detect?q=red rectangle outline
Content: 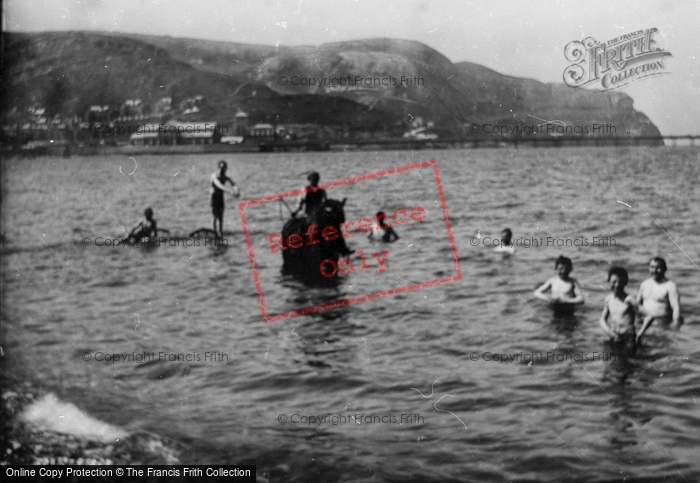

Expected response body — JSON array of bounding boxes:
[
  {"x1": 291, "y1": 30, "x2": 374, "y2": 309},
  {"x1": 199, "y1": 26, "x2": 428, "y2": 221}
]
[{"x1": 238, "y1": 160, "x2": 462, "y2": 322}]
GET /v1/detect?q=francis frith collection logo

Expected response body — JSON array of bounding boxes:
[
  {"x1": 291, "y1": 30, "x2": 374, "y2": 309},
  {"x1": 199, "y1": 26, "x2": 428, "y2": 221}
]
[{"x1": 563, "y1": 28, "x2": 672, "y2": 91}]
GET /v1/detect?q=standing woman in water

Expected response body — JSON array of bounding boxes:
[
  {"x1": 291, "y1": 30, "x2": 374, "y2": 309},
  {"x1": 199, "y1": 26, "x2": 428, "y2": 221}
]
[{"x1": 211, "y1": 160, "x2": 240, "y2": 237}]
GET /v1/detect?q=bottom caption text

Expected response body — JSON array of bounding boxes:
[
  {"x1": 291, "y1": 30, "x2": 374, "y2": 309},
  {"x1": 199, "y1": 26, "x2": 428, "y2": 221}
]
[{"x1": 5, "y1": 465, "x2": 255, "y2": 480}]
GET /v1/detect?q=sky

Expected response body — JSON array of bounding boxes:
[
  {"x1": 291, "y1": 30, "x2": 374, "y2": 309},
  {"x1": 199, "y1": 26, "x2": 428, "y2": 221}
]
[{"x1": 4, "y1": 0, "x2": 699, "y2": 135}]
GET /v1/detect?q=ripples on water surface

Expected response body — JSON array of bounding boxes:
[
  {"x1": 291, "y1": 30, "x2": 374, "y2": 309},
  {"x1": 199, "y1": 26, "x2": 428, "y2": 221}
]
[{"x1": 2, "y1": 147, "x2": 699, "y2": 481}]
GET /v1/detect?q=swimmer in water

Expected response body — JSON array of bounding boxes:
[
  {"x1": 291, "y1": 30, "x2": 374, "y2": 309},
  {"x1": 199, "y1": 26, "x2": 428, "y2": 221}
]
[
  {"x1": 128, "y1": 207, "x2": 158, "y2": 241},
  {"x1": 494, "y1": 228, "x2": 515, "y2": 254},
  {"x1": 533, "y1": 255, "x2": 585, "y2": 308},
  {"x1": 635, "y1": 257, "x2": 683, "y2": 343},
  {"x1": 211, "y1": 160, "x2": 240, "y2": 237},
  {"x1": 368, "y1": 211, "x2": 399, "y2": 243},
  {"x1": 599, "y1": 267, "x2": 638, "y2": 355}
]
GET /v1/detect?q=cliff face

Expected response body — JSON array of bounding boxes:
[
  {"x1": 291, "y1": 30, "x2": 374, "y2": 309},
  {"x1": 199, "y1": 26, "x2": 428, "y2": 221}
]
[
  {"x1": 1, "y1": 32, "x2": 661, "y2": 137},
  {"x1": 449, "y1": 61, "x2": 655, "y2": 136}
]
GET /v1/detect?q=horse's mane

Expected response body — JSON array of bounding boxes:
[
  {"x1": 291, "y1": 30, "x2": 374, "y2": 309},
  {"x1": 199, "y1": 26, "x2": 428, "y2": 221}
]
[
  {"x1": 307, "y1": 198, "x2": 346, "y2": 226},
  {"x1": 280, "y1": 197, "x2": 350, "y2": 280}
]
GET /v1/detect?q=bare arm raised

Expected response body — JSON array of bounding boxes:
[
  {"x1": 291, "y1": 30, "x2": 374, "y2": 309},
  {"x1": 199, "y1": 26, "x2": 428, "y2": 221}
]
[
  {"x1": 533, "y1": 278, "x2": 554, "y2": 302},
  {"x1": 211, "y1": 173, "x2": 239, "y2": 197}
]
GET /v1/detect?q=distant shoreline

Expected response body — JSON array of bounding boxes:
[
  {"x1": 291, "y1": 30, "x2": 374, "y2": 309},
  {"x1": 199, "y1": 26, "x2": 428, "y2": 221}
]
[{"x1": 3, "y1": 135, "x2": 688, "y2": 158}]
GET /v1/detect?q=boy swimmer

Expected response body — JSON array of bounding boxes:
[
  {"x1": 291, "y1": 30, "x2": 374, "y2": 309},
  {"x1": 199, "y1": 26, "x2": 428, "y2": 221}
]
[
  {"x1": 636, "y1": 257, "x2": 683, "y2": 342},
  {"x1": 368, "y1": 211, "x2": 399, "y2": 243},
  {"x1": 211, "y1": 160, "x2": 240, "y2": 238},
  {"x1": 494, "y1": 228, "x2": 515, "y2": 254},
  {"x1": 128, "y1": 207, "x2": 158, "y2": 240},
  {"x1": 294, "y1": 171, "x2": 327, "y2": 218},
  {"x1": 534, "y1": 255, "x2": 585, "y2": 307},
  {"x1": 599, "y1": 267, "x2": 638, "y2": 353}
]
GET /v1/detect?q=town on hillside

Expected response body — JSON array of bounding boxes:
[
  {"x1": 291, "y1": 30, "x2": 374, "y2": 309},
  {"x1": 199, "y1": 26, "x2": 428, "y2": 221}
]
[{"x1": 1, "y1": 93, "x2": 443, "y2": 156}]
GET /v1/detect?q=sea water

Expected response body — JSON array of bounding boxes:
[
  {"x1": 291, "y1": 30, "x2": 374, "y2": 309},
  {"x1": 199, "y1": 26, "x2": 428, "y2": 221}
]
[{"x1": 2, "y1": 147, "x2": 699, "y2": 481}]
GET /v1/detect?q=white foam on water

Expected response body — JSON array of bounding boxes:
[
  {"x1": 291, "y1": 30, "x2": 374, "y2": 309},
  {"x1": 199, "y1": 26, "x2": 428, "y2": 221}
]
[{"x1": 20, "y1": 393, "x2": 128, "y2": 443}]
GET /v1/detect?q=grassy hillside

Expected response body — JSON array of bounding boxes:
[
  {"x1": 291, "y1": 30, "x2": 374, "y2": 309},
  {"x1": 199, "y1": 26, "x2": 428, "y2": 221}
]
[{"x1": 1, "y1": 31, "x2": 661, "y2": 137}]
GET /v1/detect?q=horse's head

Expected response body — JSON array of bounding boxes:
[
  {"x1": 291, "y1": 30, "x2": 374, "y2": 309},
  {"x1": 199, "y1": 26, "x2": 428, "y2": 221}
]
[
  {"x1": 282, "y1": 198, "x2": 351, "y2": 280},
  {"x1": 318, "y1": 198, "x2": 347, "y2": 227},
  {"x1": 309, "y1": 197, "x2": 349, "y2": 255}
]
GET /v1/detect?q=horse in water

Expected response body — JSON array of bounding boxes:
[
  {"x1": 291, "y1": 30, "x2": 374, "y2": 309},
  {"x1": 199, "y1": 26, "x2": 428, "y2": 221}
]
[{"x1": 281, "y1": 198, "x2": 352, "y2": 284}]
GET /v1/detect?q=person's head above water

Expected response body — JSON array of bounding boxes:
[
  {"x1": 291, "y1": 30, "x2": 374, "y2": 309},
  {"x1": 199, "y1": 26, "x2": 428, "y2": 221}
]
[
  {"x1": 376, "y1": 211, "x2": 388, "y2": 228},
  {"x1": 608, "y1": 266, "x2": 629, "y2": 287},
  {"x1": 648, "y1": 256, "x2": 667, "y2": 280},
  {"x1": 555, "y1": 255, "x2": 572, "y2": 269},
  {"x1": 144, "y1": 207, "x2": 153, "y2": 219},
  {"x1": 307, "y1": 171, "x2": 320, "y2": 185},
  {"x1": 649, "y1": 256, "x2": 667, "y2": 271},
  {"x1": 555, "y1": 255, "x2": 573, "y2": 278},
  {"x1": 500, "y1": 228, "x2": 512, "y2": 243}
]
